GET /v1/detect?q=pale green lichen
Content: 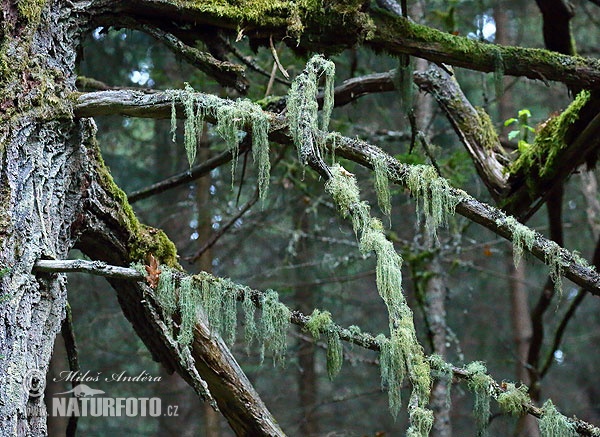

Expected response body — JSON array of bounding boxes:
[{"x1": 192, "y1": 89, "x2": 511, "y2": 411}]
[
  {"x1": 167, "y1": 85, "x2": 271, "y2": 201},
  {"x1": 429, "y1": 354, "x2": 453, "y2": 407},
  {"x1": 497, "y1": 383, "x2": 530, "y2": 416},
  {"x1": 545, "y1": 241, "x2": 565, "y2": 295},
  {"x1": 538, "y1": 399, "x2": 577, "y2": 437},
  {"x1": 407, "y1": 406, "x2": 434, "y2": 437},
  {"x1": 497, "y1": 215, "x2": 536, "y2": 267},
  {"x1": 405, "y1": 164, "x2": 461, "y2": 241},
  {"x1": 466, "y1": 361, "x2": 493, "y2": 437},
  {"x1": 243, "y1": 289, "x2": 257, "y2": 352},
  {"x1": 260, "y1": 290, "x2": 291, "y2": 366},
  {"x1": 287, "y1": 54, "x2": 336, "y2": 166},
  {"x1": 156, "y1": 266, "x2": 177, "y2": 322},
  {"x1": 177, "y1": 275, "x2": 199, "y2": 346},
  {"x1": 373, "y1": 154, "x2": 392, "y2": 217},
  {"x1": 305, "y1": 309, "x2": 344, "y2": 379},
  {"x1": 378, "y1": 334, "x2": 405, "y2": 417}
]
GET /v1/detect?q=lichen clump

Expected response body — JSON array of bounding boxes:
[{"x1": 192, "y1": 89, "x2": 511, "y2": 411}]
[
  {"x1": 405, "y1": 164, "x2": 461, "y2": 241},
  {"x1": 466, "y1": 361, "x2": 493, "y2": 436},
  {"x1": 147, "y1": 267, "x2": 292, "y2": 366},
  {"x1": 167, "y1": 84, "x2": 271, "y2": 202},
  {"x1": 497, "y1": 383, "x2": 530, "y2": 416},
  {"x1": 305, "y1": 309, "x2": 343, "y2": 380},
  {"x1": 538, "y1": 399, "x2": 577, "y2": 437},
  {"x1": 497, "y1": 215, "x2": 535, "y2": 267}
]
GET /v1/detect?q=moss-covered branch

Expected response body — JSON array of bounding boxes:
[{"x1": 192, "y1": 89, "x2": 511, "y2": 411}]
[
  {"x1": 414, "y1": 64, "x2": 509, "y2": 200},
  {"x1": 92, "y1": 0, "x2": 600, "y2": 89}
]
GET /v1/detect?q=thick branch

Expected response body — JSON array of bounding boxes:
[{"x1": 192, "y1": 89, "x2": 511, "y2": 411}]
[
  {"x1": 73, "y1": 136, "x2": 284, "y2": 436},
  {"x1": 414, "y1": 65, "x2": 509, "y2": 200},
  {"x1": 74, "y1": 89, "x2": 600, "y2": 295},
  {"x1": 33, "y1": 258, "x2": 600, "y2": 436}
]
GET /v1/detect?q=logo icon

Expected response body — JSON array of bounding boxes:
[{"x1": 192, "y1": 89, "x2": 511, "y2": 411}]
[
  {"x1": 55, "y1": 384, "x2": 106, "y2": 397},
  {"x1": 23, "y1": 369, "x2": 46, "y2": 398}
]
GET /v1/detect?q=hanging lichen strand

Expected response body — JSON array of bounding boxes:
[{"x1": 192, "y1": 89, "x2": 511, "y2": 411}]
[
  {"x1": 538, "y1": 400, "x2": 578, "y2": 437},
  {"x1": 404, "y1": 164, "x2": 462, "y2": 242},
  {"x1": 148, "y1": 267, "x2": 291, "y2": 365},
  {"x1": 373, "y1": 154, "x2": 392, "y2": 217},
  {"x1": 465, "y1": 362, "x2": 493, "y2": 437},
  {"x1": 166, "y1": 84, "x2": 271, "y2": 202},
  {"x1": 495, "y1": 215, "x2": 535, "y2": 267},
  {"x1": 325, "y1": 164, "x2": 432, "y2": 432},
  {"x1": 287, "y1": 54, "x2": 335, "y2": 167},
  {"x1": 305, "y1": 309, "x2": 344, "y2": 380}
]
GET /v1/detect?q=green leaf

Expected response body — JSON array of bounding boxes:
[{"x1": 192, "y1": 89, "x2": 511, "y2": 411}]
[
  {"x1": 504, "y1": 118, "x2": 517, "y2": 127},
  {"x1": 508, "y1": 130, "x2": 520, "y2": 141}
]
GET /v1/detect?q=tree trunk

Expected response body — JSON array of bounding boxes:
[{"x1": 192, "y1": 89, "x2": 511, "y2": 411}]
[{"x1": 0, "y1": 2, "x2": 87, "y2": 434}]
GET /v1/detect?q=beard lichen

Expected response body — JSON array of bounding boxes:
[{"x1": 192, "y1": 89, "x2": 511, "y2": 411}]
[
  {"x1": 167, "y1": 85, "x2": 271, "y2": 201},
  {"x1": 496, "y1": 215, "x2": 535, "y2": 267},
  {"x1": 545, "y1": 241, "x2": 565, "y2": 295},
  {"x1": 404, "y1": 164, "x2": 461, "y2": 241},
  {"x1": 325, "y1": 164, "x2": 431, "y2": 421},
  {"x1": 497, "y1": 383, "x2": 529, "y2": 416},
  {"x1": 305, "y1": 309, "x2": 344, "y2": 380},
  {"x1": 287, "y1": 54, "x2": 336, "y2": 166},
  {"x1": 260, "y1": 289, "x2": 291, "y2": 366},
  {"x1": 466, "y1": 361, "x2": 493, "y2": 437},
  {"x1": 407, "y1": 406, "x2": 435, "y2": 437},
  {"x1": 373, "y1": 154, "x2": 392, "y2": 217},
  {"x1": 539, "y1": 399, "x2": 577, "y2": 437},
  {"x1": 177, "y1": 275, "x2": 200, "y2": 346}
]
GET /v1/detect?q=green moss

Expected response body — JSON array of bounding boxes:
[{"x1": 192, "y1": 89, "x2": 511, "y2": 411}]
[
  {"x1": 497, "y1": 383, "x2": 530, "y2": 416},
  {"x1": 510, "y1": 90, "x2": 591, "y2": 179},
  {"x1": 475, "y1": 107, "x2": 501, "y2": 150},
  {"x1": 17, "y1": 0, "x2": 46, "y2": 24},
  {"x1": 93, "y1": 138, "x2": 179, "y2": 268},
  {"x1": 405, "y1": 164, "x2": 462, "y2": 241},
  {"x1": 539, "y1": 399, "x2": 577, "y2": 437},
  {"x1": 466, "y1": 361, "x2": 493, "y2": 436}
]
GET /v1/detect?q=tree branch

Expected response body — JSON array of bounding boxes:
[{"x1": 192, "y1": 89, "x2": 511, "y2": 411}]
[
  {"x1": 33, "y1": 258, "x2": 600, "y2": 436},
  {"x1": 414, "y1": 64, "x2": 509, "y2": 200},
  {"x1": 73, "y1": 89, "x2": 600, "y2": 295}
]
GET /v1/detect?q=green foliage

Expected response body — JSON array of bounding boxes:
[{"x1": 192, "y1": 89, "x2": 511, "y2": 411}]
[
  {"x1": 497, "y1": 215, "x2": 536, "y2": 267},
  {"x1": 260, "y1": 290, "x2": 291, "y2": 366},
  {"x1": 466, "y1": 361, "x2": 493, "y2": 437},
  {"x1": 539, "y1": 400, "x2": 577, "y2": 437},
  {"x1": 373, "y1": 154, "x2": 392, "y2": 217},
  {"x1": 510, "y1": 91, "x2": 591, "y2": 180},
  {"x1": 404, "y1": 164, "x2": 461, "y2": 241},
  {"x1": 497, "y1": 383, "x2": 529, "y2": 416}
]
